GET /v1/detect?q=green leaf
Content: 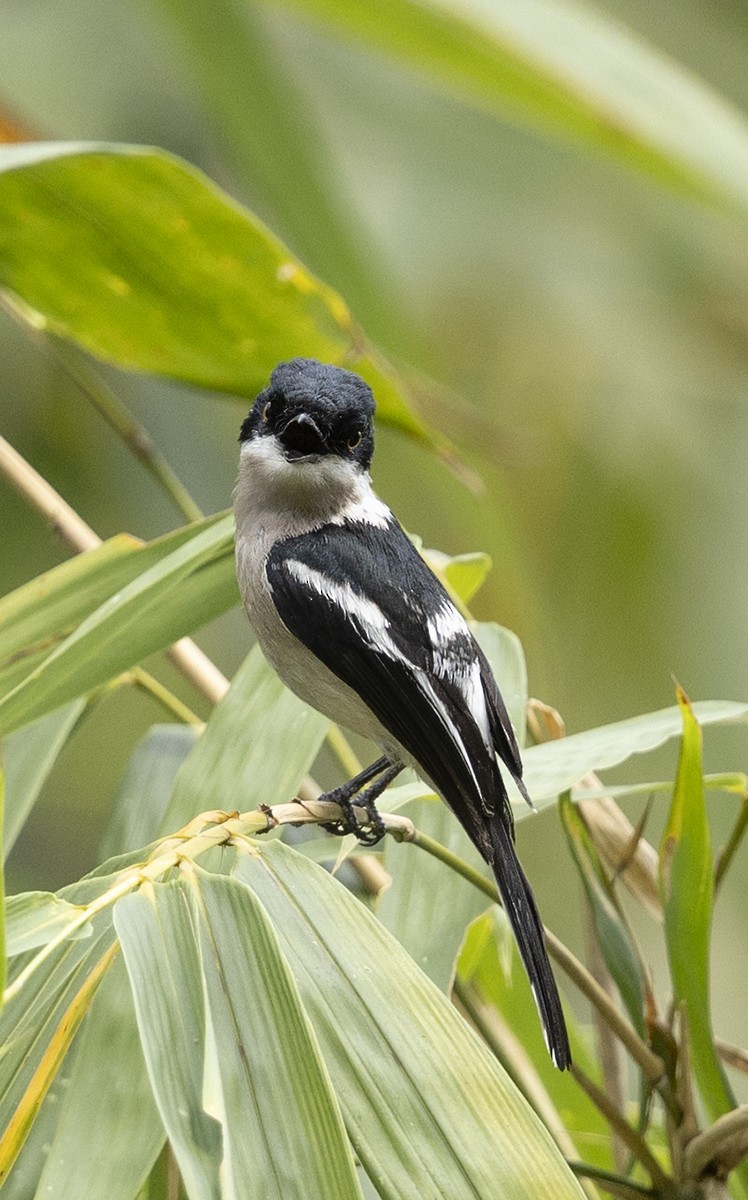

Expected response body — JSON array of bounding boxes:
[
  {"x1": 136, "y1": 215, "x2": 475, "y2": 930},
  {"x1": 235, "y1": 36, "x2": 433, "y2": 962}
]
[
  {"x1": 148, "y1": 0, "x2": 408, "y2": 355},
  {"x1": 456, "y1": 909, "x2": 612, "y2": 1170},
  {"x1": 269, "y1": 0, "x2": 748, "y2": 220},
  {"x1": 234, "y1": 840, "x2": 585, "y2": 1200},
  {"x1": 99, "y1": 723, "x2": 199, "y2": 859},
  {"x1": 0, "y1": 513, "x2": 236, "y2": 736},
  {"x1": 193, "y1": 871, "x2": 363, "y2": 1200},
  {"x1": 0, "y1": 534, "x2": 141, "y2": 700},
  {"x1": 165, "y1": 645, "x2": 329, "y2": 828},
  {"x1": 0, "y1": 143, "x2": 432, "y2": 445},
  {"x1": 0, "y1": 914, "x2": 119, "y2": 1187},
  {"x1": 4, "y1": 701, "x2": 87, "y2": 858},
  {"x1": 116, "y1": 874, "x2": 364, "y2": 1200},
  {"x1": 34, "y1": 955, "x2": 164, "y2": 1200},
  {"x1": 0, "y1": 517, "x2": 228, "y2": 704},
  {"x1": 421, "y1": 547, "x2": 493, "y2": 606},
  {"x1": 5, "y1": 892, "x2": 92, "y2": 956},
  {"x1": 559, "y1": 793, "x2": 645, "y2": 1035},
  {"x1": 113, "y1": 882, "x2": 222, "y2": 1200},
  {"x1": 660, "y1": 690, "x2": 737, "y2": 1125},
  {"x1": 523, "y1": 700, "x2": 748, "y2": 807}
]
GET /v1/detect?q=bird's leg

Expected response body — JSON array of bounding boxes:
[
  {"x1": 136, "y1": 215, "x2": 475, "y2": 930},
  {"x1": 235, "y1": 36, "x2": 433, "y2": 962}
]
[{"x1": 320, "y1": 756, "x2": 403, "y2": 845}]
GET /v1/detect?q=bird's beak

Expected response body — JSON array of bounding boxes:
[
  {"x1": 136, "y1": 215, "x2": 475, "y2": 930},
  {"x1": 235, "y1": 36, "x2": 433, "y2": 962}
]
[{"x1": 279, "y1": 412, "x2": 328, "y2": 460}]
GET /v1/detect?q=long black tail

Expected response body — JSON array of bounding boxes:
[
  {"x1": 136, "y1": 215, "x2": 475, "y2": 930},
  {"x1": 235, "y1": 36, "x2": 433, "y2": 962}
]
[{"x1": 489, "y1": 813, "x2": 571, "y2": 1070}]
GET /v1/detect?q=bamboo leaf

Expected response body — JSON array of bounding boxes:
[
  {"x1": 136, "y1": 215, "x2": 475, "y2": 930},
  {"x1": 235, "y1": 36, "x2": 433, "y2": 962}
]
[
  {"x1": 5, "y1": 892, "x2": 92, "y2": 956},
  {"x1": 165, "y1": 646, "x2": 329, "y2": 828},
  {"x1": 421, "y1": 547, "x2": 493, "y2": 606},
  {"x1": 559, "y1": 792, "x2": 645, "y2": 1035},
  {"x1": 116, "y1": 874, "x2": 364, "y2": 1200},
  {"x1": 0, "y1": 143, "x2": 433, "y2": 445},
  {"x1": 269, "y1": 0, "x2": 748, "y2": 220},
  {"x1": 233, "y1": 840, "x2": 585, "y2": 1199},
  {"x1": 378, "y1": 798, "x2": 489, "y2": 991},
  {"x1": 456, "y1": 909, "x2": 611, "y2": 1169},
  {"x1": 523, "y1": 700, "x2": 748, "y2": 806},
  {"x1": 113, "y1": 882, "x2": 222, "y2": 1200},
  {"x1": 191, "y1": 870, "x2": 363, "y2": 1200},
  {"x1": 0, "y1": 868, "x2": 128, "y2": 1189},
  {"x1": 660, "y1": 689, "x2": 737, "y2": 1125},
  {"x1": 4, "y1": 701, "x2": 87, "y2": 858},
  {"x1": 0, "y1": 514, "x2": 236, "y2": 736},
  {"x1": 33, "y1": 955, "x2": 164, "y2": 1200},
  {"x1": 0, "y1": 939, "x2": 118, "y2": 1187},
  {"x1": 99, "y1": 723, "x2": 199, "y2": 859}
]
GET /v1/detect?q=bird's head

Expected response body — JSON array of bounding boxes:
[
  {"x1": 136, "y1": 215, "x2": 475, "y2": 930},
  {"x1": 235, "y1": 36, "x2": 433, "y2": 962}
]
[{"x1": 240, "y1": 358, "x2": 375, "y2": 472}]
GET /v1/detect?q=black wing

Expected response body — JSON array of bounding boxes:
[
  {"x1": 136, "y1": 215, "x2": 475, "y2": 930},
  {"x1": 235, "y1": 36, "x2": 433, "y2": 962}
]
[
  {"x1": 267, "y1": 518, "x2": 510, "y2": 846},
  {"x1": 266, "y1": 516, "x2": 570, "y2": 1069}
]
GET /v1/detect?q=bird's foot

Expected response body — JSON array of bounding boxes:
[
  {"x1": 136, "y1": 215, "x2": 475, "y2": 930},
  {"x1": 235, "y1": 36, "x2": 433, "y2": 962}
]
[
  {"x1": 319, "y1": 757, "x2": 401, "y2": 846},
  {"x1": 320, "y1": 790, "x2": 385, "y2": 846}
]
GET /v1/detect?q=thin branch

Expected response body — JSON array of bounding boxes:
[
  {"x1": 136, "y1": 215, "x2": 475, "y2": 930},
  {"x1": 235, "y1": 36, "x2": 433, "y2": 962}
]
[
  {"x1": 567, "y1": 1162, "x2": 657, "y2": 1200},
  {"x1": 570, "y1": 1064, "x2": 673, "y2": 1193},
  {"x1": 49, "y1": 338, "x2": 205, "y2": 524},
  {"x1": 2, "y1": 801, "x2": 414, "y2": 1005},
  {"x1": 716, "y1": 1039, "x2": 748, "y2": 1076},
  {"x1": 129, "y1": 668, "x2": 204, "y2": 727},
  {"x1": 715, "y1": 794, "x2": 748, "y2": 893},
  {"x1": 683, "y1": 1105, "x2": 748, "y2": 1182},
  {"x1": 325, "y1": 723, "x2": 363, "y2": 779}
]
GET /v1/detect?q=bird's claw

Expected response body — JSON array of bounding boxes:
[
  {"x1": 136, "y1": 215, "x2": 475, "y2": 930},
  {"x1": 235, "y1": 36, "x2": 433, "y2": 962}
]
[{"x1": 322, "y1": 795, "x2": 385, "y2": 846}]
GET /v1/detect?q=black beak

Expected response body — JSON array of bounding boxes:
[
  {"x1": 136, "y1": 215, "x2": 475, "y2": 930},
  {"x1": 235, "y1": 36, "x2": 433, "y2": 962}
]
[{"x1": 279, "y1": 412, "x2": 328, "y2": 459}]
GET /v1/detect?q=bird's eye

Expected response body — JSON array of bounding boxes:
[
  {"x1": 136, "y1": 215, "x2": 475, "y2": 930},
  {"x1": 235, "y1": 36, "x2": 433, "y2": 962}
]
[
  {"x1": 348, "y1": 430, "x2": 362, "y2": 451},
  {"x1": 262, "y1": 401, "x2": 273, "y2": 423}
]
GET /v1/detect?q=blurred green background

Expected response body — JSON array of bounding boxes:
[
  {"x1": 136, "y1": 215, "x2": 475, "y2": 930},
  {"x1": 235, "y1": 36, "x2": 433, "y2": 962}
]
[{"x1": 2, "y1": 0, "x2": 747, "y2": 1081}]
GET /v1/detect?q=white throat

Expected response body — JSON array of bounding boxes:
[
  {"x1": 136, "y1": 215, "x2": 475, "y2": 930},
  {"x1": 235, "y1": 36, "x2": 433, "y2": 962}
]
[{"x1": 234, "y1": 434, "x2": 391, "y2": 539}]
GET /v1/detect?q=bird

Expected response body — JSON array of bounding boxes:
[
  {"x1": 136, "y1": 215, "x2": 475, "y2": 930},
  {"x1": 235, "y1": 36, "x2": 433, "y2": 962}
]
[{"x1": 234, "y1": 356, "x2": 571, "y2": 1070}]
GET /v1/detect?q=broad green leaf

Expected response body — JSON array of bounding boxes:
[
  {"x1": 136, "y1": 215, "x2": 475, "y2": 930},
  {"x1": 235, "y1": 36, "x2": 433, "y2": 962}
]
[
  {"x1": 523, "y1": 700, "x2": 748, "y2": 807},
  {"x1": 0, "y1": 542, "x2": 131, "y2": 703},
  {"x1": 660, "y1": 691, "x2": 737, "y2": 1126},
  {"x1": 114, "y1": 883, "x2": 222, "y2": 1200},
  {"x1": 165, "y1": 646, "x2": 329, "y2": 828},
  {"x1": 116, "y1": 873, "x2": 364, "y2": 1200},
  {"x1": 148, "y1": 0, "x2": 407, "y2": 355},
  {"x1": 571, "y1": 773, "x2": 748, "y2": 802},
  {"x1": 34, "y1": 955, "x2": 164, "y2": 1200},
  {"x1": 0, "y1": 866, "x2": 134, "y2": 1188},
  {"x1": 234, "y1": 840, "x2": 585, "y2": 1200},
  {"x1": 0, "y1": 143, "x2": 432, "y2": 445},
  {"x1": 0, "y1": 514, "x2": 237, "y2": 736},
  {"x1": 5, "y1": 892, "x2": 92, "y2": 956},
  {"x1": 270, "y1": 0, "x2": 748, "y2": 220},
  {"x1": 0, "y1": 931, "x2": 118, "y2": 1187},
  {"x1": 0, "y1": 524, "x2": 211, "y2": 701},
  {"x1": 421, "y1": 547, "x2": 493, "y2": 606},
  {"x1": 559, "y1": 793, "x2": 645, "y2": 1035},
  {"x1": 192, "y1": 871, "x2": 363, "y2": 1200},
  {"x1": 99, "y1": 723, "x2": 200, "y2": 859},
  {"x1": 4, "y1": 700, "x2": 87, "y2": 858},
  {"x1": 456, "y1": 909, "x2": 612, "y2": 1170}
]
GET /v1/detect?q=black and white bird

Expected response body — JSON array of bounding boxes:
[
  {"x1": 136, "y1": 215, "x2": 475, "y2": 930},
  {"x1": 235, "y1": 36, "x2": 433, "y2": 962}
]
[{"x1": 234, "y1": 357, "x2": 571, "y2": 1070}]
